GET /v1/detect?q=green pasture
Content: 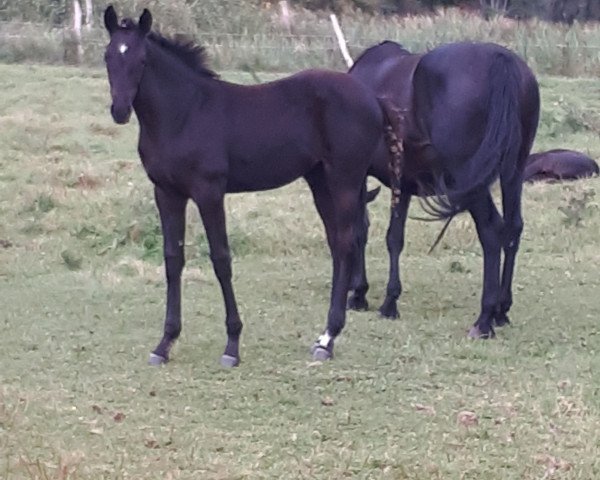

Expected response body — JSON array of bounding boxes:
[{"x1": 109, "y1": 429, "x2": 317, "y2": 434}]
[{"x1": 0, "y1": 63, "x2": 599, "y2": 479}]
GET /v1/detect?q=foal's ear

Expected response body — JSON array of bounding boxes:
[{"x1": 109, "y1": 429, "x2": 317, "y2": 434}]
[
  {"x1": 139, "y1": 9, "x2": 152, "y2": 35},
  {"x1": 104, "y1": 5, "x2": 118, "y2": 34}
]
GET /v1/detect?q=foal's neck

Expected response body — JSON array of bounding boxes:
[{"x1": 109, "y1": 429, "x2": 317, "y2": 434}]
[{"x1": 133, "y1": 41, "x2": 214, "y2": 135}]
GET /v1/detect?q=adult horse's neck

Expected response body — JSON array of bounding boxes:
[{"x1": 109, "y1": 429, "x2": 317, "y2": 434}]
[{"x1": 132, "y1": 39, "x2": 213, "y2": 136}]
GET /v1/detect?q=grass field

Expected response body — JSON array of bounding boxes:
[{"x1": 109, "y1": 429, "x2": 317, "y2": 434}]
[{"x1": 0, "y1": 63, "x2": 599, "y2": 479}]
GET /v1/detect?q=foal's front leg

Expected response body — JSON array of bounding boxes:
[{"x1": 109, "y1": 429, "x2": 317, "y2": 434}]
[
  {"x1": 195, "y1": 190, "x2": 243, "y2": 367},
  {"x1": 149, "y1": 186, "x2": 187, "y2": 365}
]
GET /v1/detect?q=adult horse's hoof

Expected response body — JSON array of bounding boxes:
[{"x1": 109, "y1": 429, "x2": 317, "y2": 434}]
[
  {"x1": 467, "y1": 325, "x2": 495, "y2": 339},
  {"x1": 148, "y1": 352, "x2": 168, "y2": 366},
  {"x1": 347, "y1": 294, "x2": 369, "y2": 311},
  {"x1": 378, "y1": 300, "x2": 399, "y2": 319},
  {"x1": 220, "y1": 354, "x2": 240, "y2": 368},
  {"x1": 494, "y1": 312, "x2": 511, "y2": 327},
  {"x1": 311, "y1": 345, "x2": 333, "y2": 361}
]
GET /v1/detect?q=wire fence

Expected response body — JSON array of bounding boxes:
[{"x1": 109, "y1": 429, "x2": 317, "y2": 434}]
[
  {"x1": 1, "y1": 20, "x2": 600, "y2": 76},
  {"x1": 2, "y1": 23, "x2": 600, "y2": 49}
]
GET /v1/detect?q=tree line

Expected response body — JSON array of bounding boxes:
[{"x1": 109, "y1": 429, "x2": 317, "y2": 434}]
[
  {"x1": 1, "y1": 0, "x2": 599, "y2": 24},
  {"x1": 300, "y1": 0, "x2": 600, "y2": 23}
]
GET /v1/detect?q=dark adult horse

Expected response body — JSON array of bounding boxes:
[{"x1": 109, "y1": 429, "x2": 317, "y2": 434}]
[
  {"x1": 103, "y1": 7, "x2": 391, "y2": 365},
  {"x1": 524, "y1": 149, "x2": 599, "y2": 182},
  {"x1": 348, "y1": 41, "x2": 540, "y2": 338}
]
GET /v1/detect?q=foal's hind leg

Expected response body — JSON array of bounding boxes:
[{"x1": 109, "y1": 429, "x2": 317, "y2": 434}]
[
  {"x1": 315, "y1": 191, "x2": 362, "y2": 360},
  {"x1": 194, "y1": 188, "x2": 243, "y2": 367},
  {"x1": 305, "y1": 170, "x2": 338, "y2": 359},
  {"x1": 306, "y1": 171, "x2": 362, "y2": 360},
  {"x1": 495, "y1": 176, "x2": 524, "y2": 327},
  {"x1": 468, "y1": 191, "x2": 504, "y2": 338},
  {"x1": 150, "y1": 186, "x2": 187, "y2": 365}
]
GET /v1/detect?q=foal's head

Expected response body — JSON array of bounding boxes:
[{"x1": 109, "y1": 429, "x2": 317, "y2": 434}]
[{"x1": 103, "y1": 6, "x2": 152, "y2": 124}]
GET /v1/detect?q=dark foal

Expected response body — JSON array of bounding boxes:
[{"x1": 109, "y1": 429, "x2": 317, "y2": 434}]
[
  {"x1": 524, "y1": 149, "x2": 599, "y2": 182},
  {"x1": 348, "y1": 41, "x2": 540, "y2": 338},
  {"x1": 103, "y1": 7, "x2": 392, "y2": 365}
]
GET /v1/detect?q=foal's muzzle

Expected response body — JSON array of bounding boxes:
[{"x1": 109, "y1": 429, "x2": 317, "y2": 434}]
[{"x1": 110, "y1": 103, "x2": 132, "y2": 125}]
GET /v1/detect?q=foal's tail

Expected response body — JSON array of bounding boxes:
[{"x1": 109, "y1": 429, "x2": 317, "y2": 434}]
[{"x1": 427, "y1": 51, "x2": 524, "y2": 220}]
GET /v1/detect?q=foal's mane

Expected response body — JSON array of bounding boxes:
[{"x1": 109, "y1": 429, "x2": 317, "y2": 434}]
[
  {"x1": 148, "y1": 32, "x2": 219, "y2": 79},
  {"x1": 121, "y1": 18, "x2": 218, "y2": 79}
]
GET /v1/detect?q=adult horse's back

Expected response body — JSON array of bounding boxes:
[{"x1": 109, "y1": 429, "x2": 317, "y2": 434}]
[
  {"x1": 349, "y1": 41, "x2": 540, "y2": 338},
  {"x1": 103, "y1": 7, "x2": 390, "y2": 365}
]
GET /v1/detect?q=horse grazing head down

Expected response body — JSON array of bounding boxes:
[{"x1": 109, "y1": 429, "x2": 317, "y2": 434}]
[
  {"x1": 103, "y1": 5, "x2": 152, "y2": 124},
  {"x1": 523, "y1": 149, "x2": 599, "y2": 182}
]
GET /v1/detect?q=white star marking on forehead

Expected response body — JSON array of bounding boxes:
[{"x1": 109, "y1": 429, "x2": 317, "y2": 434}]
[{"x1": 118, "y1": 43, "x2": 128, "y2": 55}]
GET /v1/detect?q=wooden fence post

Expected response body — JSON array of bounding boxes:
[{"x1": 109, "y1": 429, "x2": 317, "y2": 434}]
[
  {"x1": 64, "y1": 0, "x2": 84, "y2": 64},
  {"x1": 329, "y1": 14, "x2": 353, "y2": 68},
  {"x1": 84, "y1": 0, "x2": 94, "y2": 30}
]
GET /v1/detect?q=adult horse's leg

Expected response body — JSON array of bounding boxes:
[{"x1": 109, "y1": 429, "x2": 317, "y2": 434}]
[
  {"x1": 468, "y1": 191, "x2": 504, "y2": 338},
  {"x1": 347, "y1": 185, "x2": 371, "y2": 311},
  {"x1": 149, "y1": 186, "x2": 188, "y2": 365},
  {"x1": 194, "y1": 188, "x2": 243, "y2": 367},
  {"x1": 495, "y1": 174, "x2": 524, "y2": 327},
  {"x1": 348, "y1": 186, "x2": 382, "y2": 311},
  {"x1": 379, "y1": 191, "x2": 411, "y2": 319}
]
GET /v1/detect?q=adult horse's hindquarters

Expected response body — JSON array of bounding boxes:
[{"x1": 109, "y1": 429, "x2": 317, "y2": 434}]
[{"x1": 349, "y1": 41, "x2": 540, "y2": 338}]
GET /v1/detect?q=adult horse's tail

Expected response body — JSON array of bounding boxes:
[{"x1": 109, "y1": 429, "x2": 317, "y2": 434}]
[{"x1": 426, "y1": 51, "x2": 524, "y2": 220}]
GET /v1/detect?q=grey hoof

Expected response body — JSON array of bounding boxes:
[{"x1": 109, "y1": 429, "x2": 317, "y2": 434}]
[
  {"x1": 148, "y1": 353, "x2": 167, "y2": 366},
  {"x1": 311, "y1": 346, "x2": 332, "y2": 361},
  {"x1": 220, "y1": 354, "x2": 240, "y2": 368},
  {"x1": 467, "y1": 325, "x2": 495, "y2": 339}
]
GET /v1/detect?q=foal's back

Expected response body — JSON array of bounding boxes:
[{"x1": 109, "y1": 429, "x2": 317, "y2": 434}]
[{"x1": 221, "y1": 70, "x2": 385, "y2": 193}]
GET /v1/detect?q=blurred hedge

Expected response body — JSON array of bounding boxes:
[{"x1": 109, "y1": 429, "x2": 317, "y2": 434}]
[{"x1": 1, "y1": 0, "x2": 599, "y2": 24}]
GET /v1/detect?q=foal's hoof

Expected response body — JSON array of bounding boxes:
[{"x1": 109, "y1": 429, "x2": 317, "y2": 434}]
[
  {"x1": 467, "y1": 325, "x2": 495, "y2": 339},
  {"x1": 220, "y1": 354, "x2": 240, "y2": 368},
  {"x1": 311, "y1": 345, "x2": 333, "y2": 361},
  {"x1": 347, "y1": 294, "x2": 369, "y2": 311},
  {"x1": 148, "y1": 352, "x2": 168, "y2": 366}
]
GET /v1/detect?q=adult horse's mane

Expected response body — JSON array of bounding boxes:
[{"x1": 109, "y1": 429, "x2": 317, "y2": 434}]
[
  {"x1": 350, "y1": 40, "x2": 412, "y2": 71},
  {"x1": 120, "y1": 17, "x2": 219, "y2": 79}
]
